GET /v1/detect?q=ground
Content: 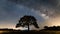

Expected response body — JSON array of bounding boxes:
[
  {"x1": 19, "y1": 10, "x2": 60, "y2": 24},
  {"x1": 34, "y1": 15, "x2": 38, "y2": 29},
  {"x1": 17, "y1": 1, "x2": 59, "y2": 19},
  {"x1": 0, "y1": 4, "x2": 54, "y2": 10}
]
[{"x1": 0, "y1": 29, "x2": 60, "y2": 34}]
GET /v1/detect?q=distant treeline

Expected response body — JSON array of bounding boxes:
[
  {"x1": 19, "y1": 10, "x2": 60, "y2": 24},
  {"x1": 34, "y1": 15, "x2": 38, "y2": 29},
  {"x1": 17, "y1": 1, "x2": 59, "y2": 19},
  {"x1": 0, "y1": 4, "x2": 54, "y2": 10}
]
[{"x1": 41, "y1": 26, "x2": 60, "y2": 31}]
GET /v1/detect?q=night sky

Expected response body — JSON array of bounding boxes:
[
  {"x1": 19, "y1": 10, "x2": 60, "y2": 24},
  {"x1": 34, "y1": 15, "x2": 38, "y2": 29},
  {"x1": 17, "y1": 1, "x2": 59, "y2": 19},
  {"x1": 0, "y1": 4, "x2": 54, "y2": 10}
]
[{"x1": 0, "y1": 0, "x2": 60, "y2": 30}]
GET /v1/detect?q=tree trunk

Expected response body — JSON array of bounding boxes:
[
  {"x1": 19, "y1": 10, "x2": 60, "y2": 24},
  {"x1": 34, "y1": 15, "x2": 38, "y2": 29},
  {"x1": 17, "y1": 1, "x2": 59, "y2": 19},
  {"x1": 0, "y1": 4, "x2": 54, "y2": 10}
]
[{"x1": 28, "y1": 23, "x2": 29, "y2": 31}]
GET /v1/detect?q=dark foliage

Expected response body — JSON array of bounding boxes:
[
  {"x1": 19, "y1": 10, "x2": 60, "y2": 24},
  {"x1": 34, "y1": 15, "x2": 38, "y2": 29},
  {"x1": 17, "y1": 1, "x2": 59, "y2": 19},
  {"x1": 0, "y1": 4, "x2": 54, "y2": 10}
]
[
  {"x1": 41, "y1": 26, "x2": 60, "y2": 31},
  {"x1": 16, "y1": 15, "x2": 39, "y2": 30}
]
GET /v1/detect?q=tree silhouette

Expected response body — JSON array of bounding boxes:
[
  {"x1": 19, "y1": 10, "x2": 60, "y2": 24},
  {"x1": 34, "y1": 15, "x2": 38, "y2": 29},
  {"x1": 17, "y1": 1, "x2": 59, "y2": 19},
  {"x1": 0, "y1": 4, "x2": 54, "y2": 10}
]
[
  {"x1": 44, "y1": 26, "x2": 48, "y2": 29},
  {"x1": 16, "y1": 15, "x2": 39, "y2": 31}
]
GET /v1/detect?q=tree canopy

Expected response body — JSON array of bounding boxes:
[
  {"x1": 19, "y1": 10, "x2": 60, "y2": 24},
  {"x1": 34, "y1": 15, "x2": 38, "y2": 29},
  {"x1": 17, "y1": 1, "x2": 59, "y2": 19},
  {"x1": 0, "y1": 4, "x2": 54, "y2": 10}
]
[{"x1": 16, "y1": 15, "x2": 39, "y2": 30}]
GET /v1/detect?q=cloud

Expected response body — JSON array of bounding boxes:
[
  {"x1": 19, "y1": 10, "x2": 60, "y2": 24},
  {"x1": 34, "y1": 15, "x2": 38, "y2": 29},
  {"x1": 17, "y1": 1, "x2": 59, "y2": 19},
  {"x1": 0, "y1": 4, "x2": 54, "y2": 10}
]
[
  {"x1": 9, "y1": 0, "x2": 60, "y2": 26},
  {"x1": 9, "y1": 0, "x2": 60, "y2": 18},
  {"x1": 0, "y1": 0, "x2": 60, "y2": 29},
  {"x1": 9, "y1": 0, "x2": 58, "y2": 8}
]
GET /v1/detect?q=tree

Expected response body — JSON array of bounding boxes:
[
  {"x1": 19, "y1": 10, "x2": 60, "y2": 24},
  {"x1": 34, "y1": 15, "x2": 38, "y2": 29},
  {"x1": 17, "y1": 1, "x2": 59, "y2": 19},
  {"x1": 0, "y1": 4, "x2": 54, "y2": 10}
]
[
  {"x1": 44, "y1": 26, "x2": 48, "y2": 29},
  {"x1": 16, "y1": 15, "x2": 39, "y2": 31}
]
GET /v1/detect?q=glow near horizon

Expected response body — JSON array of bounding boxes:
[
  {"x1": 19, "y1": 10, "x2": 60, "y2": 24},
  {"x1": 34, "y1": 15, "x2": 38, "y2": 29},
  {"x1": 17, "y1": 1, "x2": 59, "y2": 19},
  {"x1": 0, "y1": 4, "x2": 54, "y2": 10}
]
[{"x1": 0, "y1": 0, "x2": 60, "y2": 30}]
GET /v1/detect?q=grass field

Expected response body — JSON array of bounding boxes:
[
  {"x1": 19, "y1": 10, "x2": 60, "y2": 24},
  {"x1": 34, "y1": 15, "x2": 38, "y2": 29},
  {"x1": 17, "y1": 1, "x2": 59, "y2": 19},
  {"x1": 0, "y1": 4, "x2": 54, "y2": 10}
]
[
  {"x1": 0, "y1": 30, "x2": 60, "y2": 34},
  {"x1": 0, "y1": 29, "x2": 60, "y2": 34}
]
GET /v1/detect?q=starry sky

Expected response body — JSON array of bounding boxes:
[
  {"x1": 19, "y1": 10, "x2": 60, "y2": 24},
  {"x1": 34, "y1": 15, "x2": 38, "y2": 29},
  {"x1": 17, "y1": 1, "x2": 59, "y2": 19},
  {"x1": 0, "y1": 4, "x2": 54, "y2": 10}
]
[{"x1": 0, "y1": 0, "x2": 60, "y2": 30}]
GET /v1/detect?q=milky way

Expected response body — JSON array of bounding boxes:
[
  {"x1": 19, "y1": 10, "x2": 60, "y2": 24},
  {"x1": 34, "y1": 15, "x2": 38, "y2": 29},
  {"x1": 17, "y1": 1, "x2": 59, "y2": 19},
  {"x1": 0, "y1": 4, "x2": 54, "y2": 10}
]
[{"x1": 0, "y1": 0, "x2": 60, "y2": 30}]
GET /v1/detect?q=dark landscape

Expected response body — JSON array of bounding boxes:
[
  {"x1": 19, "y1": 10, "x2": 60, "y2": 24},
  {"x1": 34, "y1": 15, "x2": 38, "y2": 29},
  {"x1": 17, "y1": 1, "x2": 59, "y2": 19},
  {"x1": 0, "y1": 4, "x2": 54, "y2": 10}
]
[{"x1": 0, "y1": 26, "x2": 60, "y2": 34}]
